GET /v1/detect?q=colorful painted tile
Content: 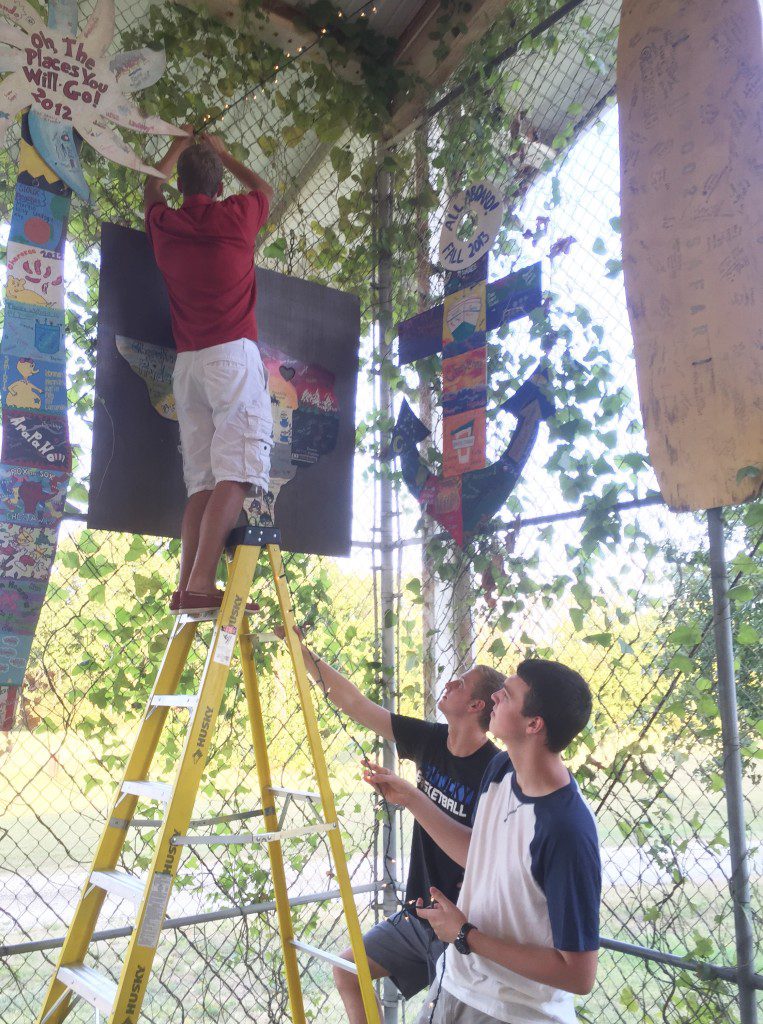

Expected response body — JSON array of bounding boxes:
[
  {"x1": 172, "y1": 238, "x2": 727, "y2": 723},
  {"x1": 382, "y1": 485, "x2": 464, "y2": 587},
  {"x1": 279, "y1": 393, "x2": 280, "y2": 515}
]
[
  {"x1": 1, "y1": 301, "x2": 66, "y2": 362},
  {"x1": 5, "y1": 242, "x2": 64, "y2": 309},
  {"x1": 0, "y1": 466, "x2": 68, "y2": 525},
  {"x1": 2, "y1": 409, "x2": 70, "y2": 469},
  {"x1": 443, "y1": 283, "x2": 487, "y2": 345},
  {"x1": 0, "y1": 683, "x2": 20, "y2": 729},
  {"x1": 17, "y1": 134, "x2": 70, "y2": 197},
  {"x1": 443, "y1": 408, "x2": 487, "y2": 478},
  {"x1": 0, "y1": 522, "x2": 58, "y2": 580},
  {"x1": 2, "y1": 355, "x2": 67, "y2": 413},
  {"x1": 9, "y1": 183, "x2": 70, "y2": 255},
  {"x1": 442, "y1": 348, "x2": 487, "y2": 394},
  {"x1": 0, "y1": 577, "x2": 48, "y2": 636}
]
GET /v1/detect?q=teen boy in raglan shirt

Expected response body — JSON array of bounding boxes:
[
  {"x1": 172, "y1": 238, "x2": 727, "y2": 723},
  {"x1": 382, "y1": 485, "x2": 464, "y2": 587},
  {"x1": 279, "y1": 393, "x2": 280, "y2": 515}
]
[
  {"x1": 364, "y1": 659, "x2": 601, "y2": 1024},
  {"x1": 144, "y1": 130, "x2": 274, "y2": 614}
]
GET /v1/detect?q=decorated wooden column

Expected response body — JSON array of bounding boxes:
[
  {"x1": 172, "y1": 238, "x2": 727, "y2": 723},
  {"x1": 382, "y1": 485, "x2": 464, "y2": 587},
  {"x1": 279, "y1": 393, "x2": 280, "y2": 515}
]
[
  {"x1": 387, "y1": 181, "x2": 550, "y2": 548},
  {"x1": 618, "y1": 0, "x2": 763, "y2": 511},
  {"x1": 0, "y1": 0, "x2": 184, "y2": 728}
]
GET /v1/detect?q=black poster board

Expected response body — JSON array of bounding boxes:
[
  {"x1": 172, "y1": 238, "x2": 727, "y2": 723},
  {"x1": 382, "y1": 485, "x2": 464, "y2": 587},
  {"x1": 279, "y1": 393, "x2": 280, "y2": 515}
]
[{"x1": 89, "y1": 222, "x2": 360, "y2": 556}]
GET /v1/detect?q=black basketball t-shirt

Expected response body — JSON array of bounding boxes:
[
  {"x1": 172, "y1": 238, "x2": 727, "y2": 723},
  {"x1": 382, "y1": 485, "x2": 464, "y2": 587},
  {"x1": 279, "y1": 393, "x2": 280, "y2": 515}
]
[{"x1": 391, "y1": 713, "x2": 498, "y2": 906}]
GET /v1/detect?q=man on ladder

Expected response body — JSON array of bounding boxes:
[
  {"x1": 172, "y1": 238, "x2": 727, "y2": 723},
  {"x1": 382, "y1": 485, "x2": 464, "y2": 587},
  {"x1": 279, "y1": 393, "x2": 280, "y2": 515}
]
[{"x1": 144, "y1": 129, "x2": 275, "y2": 613}]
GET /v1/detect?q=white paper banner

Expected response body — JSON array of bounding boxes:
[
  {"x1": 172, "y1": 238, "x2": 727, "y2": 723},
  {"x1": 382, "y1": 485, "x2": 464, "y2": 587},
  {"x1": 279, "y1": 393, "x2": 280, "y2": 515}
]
[
  {"x1": 0, "y1": 41, "x2": 22, "y2": 72},
  {"x1": 0, "y1": 22, "x2": 28, "y2": 49},
  {"x1": 0, "y1": 0, "x2": 42, "y2": 33},
  {"x1": 77, "y1": 112, "x2": 162, "y2": 176},
  {"x1": 109, "y1": 47, "x2": 166, "y2": 93},
  {"x1": 0, "y1": 78, "x2": 31, "y2": 143},
  {"x1": 82, "y1": 0, "x2": 114, "y2": 58},
  {"x1": 99, "y1": 93, "x2": 186, "y2": 136}
]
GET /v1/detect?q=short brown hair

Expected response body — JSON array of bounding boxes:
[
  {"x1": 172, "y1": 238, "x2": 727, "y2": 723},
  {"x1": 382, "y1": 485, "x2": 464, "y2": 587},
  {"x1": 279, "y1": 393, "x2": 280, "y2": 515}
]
[
  {"x1": 177, "y1": 143, "x2": 223, "y2": 197},
  {"x1": 517, "y1": 659, "x2": 591, "y2": 752},
  {"x1": 470, "y1": 665, "x2": 506, "y2": 730}
]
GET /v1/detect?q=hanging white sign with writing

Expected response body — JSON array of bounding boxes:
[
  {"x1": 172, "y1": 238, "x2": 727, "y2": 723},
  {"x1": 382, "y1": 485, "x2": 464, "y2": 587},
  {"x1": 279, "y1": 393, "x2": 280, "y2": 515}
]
[{"x1": 439, "y1": 180, "x2": 505, "y2": 272}]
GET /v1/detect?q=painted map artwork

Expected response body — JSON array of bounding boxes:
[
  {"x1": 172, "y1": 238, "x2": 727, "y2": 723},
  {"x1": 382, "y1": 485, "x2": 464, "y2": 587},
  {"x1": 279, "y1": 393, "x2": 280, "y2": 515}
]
[
  {"x1": 387, "y1": 257, "x2": 551, "y2": 547},
  {"x1": 115, "y1": 335, "x2": 341, "y2": 512}
]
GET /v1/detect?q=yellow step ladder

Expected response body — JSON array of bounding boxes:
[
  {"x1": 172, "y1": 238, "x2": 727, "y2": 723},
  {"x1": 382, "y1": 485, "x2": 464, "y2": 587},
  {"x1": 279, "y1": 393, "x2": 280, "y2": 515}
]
[{"x1": 36, "y1": 525, "x2": 381, "y2": 1024}]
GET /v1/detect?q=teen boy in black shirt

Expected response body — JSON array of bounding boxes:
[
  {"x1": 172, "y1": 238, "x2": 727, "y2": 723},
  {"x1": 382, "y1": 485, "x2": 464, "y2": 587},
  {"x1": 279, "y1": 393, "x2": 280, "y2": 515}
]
[{"x1": 285, "y1": 627, "x2": 504, "y2": 1024}]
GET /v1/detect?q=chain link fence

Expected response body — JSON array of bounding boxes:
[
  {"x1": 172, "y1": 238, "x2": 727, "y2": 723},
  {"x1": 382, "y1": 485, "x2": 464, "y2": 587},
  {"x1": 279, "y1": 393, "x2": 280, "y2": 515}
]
[{"x1": 1, "y1": 0, "x2": 761, "y2": 1023}]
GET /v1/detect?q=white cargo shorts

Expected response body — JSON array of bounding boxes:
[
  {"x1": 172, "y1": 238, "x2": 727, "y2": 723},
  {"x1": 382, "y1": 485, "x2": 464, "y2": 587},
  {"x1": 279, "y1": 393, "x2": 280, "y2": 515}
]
[{"x1": 173, "y1": 338, "x2": 273, "y2": 496}]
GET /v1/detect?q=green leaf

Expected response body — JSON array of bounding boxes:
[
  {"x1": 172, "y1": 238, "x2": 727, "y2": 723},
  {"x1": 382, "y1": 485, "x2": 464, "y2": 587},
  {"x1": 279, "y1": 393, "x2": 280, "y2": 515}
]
[
  {"x1": 736, "y1": 624, "x2": 759, "y2": 646},
  {"x1": 668, "y1": 623, "x2": 701, "y2": 646},
  {"x1": 261, "y1": 237, "x2": 287, "y2": 261},
  {"x1": 330, "y1": 145, "x2": 353, "y2": 182},
  {"x1": 257, "y1": 135, "x2": 279, "y2": 157},
  {"x1": 282, "y1": 123, "x2": 306, "y2": 148},
  {"x1": 583, "y1": 632, "x2": 611, "y2": 647}
]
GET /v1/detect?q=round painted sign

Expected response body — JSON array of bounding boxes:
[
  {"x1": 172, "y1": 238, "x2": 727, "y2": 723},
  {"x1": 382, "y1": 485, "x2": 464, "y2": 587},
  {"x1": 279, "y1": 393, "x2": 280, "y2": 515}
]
[{"x1": 439, "y1": 181, "x2": 504, "y2": 272}]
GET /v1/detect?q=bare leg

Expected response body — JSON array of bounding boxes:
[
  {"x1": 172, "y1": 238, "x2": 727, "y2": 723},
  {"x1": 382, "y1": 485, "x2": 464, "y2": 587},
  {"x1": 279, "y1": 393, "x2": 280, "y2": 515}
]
[
  {"x1": 332, "y1": 947, "x2": 388, "y2": 1024},
  {"x1": 179, "y1": 490, "x2": 212, "y2": 592},
  {"x1": 186, "y1": 479, "x2": 250, "y2": 593}
]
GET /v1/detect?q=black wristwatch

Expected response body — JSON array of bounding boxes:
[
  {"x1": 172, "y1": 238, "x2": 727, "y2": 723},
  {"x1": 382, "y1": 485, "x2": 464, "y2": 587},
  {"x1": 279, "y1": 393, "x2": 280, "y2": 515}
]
[{"x1": 453, "y1": 922, "x2": 477, "y2": 955}]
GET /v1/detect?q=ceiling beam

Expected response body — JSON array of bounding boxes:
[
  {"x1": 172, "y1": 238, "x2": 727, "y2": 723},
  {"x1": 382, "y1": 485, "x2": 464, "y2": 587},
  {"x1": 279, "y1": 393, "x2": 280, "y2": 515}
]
[{"x1": 386, "y1": 0, "x2": 517, "y2": 143}]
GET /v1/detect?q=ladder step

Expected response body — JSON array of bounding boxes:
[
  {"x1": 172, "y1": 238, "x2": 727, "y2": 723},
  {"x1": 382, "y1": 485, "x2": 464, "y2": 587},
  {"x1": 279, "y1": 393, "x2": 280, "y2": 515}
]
[
  {"x1": 57, "y1": 964, "x2": 117, "y2": 1015},
  {"x1": 291, "y1": 940, "x2": 358, "y2": 974},
  {"x1": 91, "y1": 869, "x2": 146, "y2": 902},
  {"x1": 121, "y1": 780, "x2": 173, "y2": 803},
  {"x1": 176, "y1": 609, "x2": 219, "y2": 623},
  {"x1": 173, "y1": 822, "x2": 337, "y2": 847},
  {"x1": 149, "y1": 694, "x2": 198, "y2": 709},
  {"x1": 270, "y1": 786, "x2": 321, "y2": 802}
]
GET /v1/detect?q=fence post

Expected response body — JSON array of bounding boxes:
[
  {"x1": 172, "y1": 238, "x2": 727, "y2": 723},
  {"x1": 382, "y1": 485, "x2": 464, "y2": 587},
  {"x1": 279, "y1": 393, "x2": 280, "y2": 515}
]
[
  {"x1": 707, "y1": 507, "x2": 758, "y2": 1024},
  {"x1": 414, "y1": 126, "x2": 439, "y2": 721},
  {"x1": 377, "y1": 164, "x2": 399, "y2": 1024}
]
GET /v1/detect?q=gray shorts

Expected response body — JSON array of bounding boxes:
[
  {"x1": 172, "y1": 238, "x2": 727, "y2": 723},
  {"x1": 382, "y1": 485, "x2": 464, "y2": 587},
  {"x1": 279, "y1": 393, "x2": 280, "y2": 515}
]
[
  {"x1": 415, "y1": 986, "x2": 506, "y2": 1023},
  {"x1": 364, "y1": 912, "x2": 447, "y2": 999}
]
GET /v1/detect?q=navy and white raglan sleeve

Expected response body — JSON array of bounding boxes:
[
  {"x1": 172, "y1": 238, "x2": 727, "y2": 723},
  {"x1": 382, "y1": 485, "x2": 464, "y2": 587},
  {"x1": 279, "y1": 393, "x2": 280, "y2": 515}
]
[
  {"x1": 532, "y1": 802, "x2": 601, "y2": 951},
  {"x1": 470, "y1": 751, "x2": 512, "y2": 824}
]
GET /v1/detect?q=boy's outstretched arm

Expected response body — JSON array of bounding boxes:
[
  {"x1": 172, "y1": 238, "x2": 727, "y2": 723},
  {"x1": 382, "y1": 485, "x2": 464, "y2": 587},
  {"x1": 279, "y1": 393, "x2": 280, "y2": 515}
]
[
  {"x1": 144, "y1": 128, "x2": 193, "y2": 217},
  {"x1": 202, "y1": 133, "x2": 275, "y2": 202}
]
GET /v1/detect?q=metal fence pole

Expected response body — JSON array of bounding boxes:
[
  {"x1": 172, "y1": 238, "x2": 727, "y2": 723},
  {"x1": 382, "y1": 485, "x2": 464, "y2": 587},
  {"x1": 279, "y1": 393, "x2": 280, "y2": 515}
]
[
  {"x1": 707, "y1": 506, "x2": 758, "y2": 1024},
  {"x1": 377, "y1": 164, "x2": 399, "y2": 1024}
]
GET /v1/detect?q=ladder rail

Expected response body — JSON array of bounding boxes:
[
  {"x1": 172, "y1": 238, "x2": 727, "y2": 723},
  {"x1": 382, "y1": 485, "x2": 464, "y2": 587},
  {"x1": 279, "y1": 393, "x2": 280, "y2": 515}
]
[
  {"x1": 36, "y1": 535, "x2": 382, "y2": 1024},
  {"x1": 107, "y1": 542, "x2": 262, "y2": 1024},
  {"x1": 239, "y1": 625, "x2": 308, "y2": 1024},
  {"x1": 268, "y1": 543, "x2": 382, "y2": 1024},
  {"x1": 35, "y1": 619, "x2": 199, "y2": 1024}
]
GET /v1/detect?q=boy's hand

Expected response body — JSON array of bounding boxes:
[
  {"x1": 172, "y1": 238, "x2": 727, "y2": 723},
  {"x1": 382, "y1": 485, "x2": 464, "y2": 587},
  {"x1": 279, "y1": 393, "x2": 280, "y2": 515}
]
[
  {"x1": 361, "y1": 759, "x2": 417, "y2": 806},
  {"x1": 274, "y1": 624, "x2": 304, "y2": 643},
  {"x1": 415, "y1": 887, "x2": 467, "y2": 943}
]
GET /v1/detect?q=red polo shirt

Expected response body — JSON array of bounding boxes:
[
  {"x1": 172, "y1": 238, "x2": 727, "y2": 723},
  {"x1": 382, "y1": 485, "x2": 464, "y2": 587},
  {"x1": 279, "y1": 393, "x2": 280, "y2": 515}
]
[{"x1": 145, "y1": 190, "x2": 269, "y2": 352}]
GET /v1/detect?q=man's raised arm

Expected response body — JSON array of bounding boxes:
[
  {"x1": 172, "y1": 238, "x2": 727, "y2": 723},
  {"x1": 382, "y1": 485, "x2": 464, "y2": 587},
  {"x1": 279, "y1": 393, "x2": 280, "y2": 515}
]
[
  {"x1": 279, "y1": 626, "x2": 394, "y2": 741},
  {"x1": 143, "y1": 129, "x2": 192, "y2": 218}
]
